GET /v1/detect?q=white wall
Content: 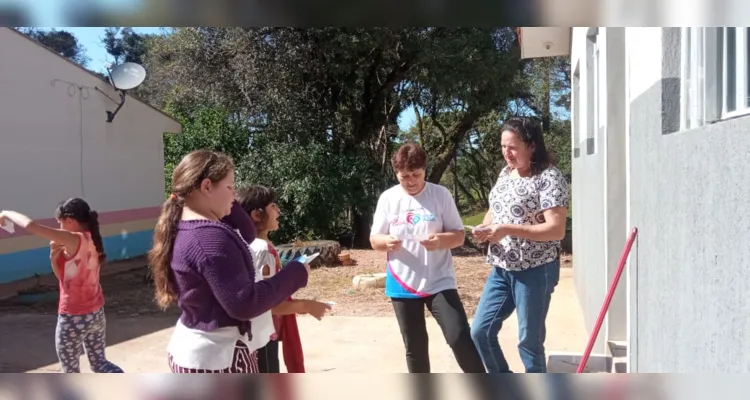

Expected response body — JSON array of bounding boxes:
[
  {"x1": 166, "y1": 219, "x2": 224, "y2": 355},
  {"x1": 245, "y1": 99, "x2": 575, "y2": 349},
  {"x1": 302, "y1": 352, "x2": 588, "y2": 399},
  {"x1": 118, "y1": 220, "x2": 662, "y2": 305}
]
[
  {"x1": 570, "y1": 27, "x2": 609, "y2": 355},
  {"x1": 624, "y1": 27, "x2": 663, "y2": 372},
  {"x1": 0, "y1": 28, "x2": 181, "y2": 219}
]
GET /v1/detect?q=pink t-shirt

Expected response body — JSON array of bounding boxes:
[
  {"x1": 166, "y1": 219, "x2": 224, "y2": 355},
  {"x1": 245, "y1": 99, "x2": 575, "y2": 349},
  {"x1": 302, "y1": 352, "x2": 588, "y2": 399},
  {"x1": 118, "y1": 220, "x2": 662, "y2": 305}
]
[{"x1": 55, "y1": 232, "x2": 105, "y2": 315}]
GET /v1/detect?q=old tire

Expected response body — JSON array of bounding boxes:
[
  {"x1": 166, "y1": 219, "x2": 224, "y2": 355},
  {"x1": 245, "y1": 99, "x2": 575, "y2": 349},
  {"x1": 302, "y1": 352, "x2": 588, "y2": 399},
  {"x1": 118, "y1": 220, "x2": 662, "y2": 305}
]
[{"x1": 276, "y1": 240, "x2": 341, "y2": 267}]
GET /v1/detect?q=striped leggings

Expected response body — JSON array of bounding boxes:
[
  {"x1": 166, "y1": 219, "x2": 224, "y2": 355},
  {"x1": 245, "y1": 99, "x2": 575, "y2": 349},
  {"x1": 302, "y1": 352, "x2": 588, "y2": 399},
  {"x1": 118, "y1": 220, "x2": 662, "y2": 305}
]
[{"x1": 168, "y1": 341, "x2": 260, "y2": 373}]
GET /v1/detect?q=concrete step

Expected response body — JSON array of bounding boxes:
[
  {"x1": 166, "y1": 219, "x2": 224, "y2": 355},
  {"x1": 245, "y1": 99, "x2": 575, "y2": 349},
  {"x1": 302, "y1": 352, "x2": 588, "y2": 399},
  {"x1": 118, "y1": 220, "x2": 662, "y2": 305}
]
[
  {"x1": 612, "y1": 357, "x2": 627, "y2": 373},
  {"x1": 607, "y1": 340, "x2": 627, "y2": 358},
  {"x1": 607, "y1": 340, "x2": 628, "y2": 373},
  {"x1": 547, "y1": 352, "x2": 612, "y2": 373}
]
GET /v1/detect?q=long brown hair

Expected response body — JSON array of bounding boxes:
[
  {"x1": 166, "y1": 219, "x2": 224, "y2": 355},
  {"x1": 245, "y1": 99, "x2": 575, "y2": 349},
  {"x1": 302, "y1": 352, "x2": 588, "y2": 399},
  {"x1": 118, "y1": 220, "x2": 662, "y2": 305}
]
[{"x1": 148, "y1": 150, "x2": 234, "y2": 309}]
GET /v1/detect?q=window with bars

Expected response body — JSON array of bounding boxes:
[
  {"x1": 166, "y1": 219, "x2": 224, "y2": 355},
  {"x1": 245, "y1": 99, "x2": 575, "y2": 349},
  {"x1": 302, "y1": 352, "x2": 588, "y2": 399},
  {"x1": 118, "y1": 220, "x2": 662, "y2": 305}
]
[{"x1": 680, "y1": 27, "x2": 750, "y2": 131}]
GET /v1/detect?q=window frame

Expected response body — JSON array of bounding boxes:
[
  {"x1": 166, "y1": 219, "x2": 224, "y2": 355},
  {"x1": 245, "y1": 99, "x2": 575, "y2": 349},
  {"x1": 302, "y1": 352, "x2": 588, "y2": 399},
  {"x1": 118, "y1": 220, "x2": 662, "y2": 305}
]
[
  {"x1": 680, "y1": 27, "x2": 750, "y2": 130},
  {"x1": 719, "y1": 27, "x2": 750, "y2": 120}
]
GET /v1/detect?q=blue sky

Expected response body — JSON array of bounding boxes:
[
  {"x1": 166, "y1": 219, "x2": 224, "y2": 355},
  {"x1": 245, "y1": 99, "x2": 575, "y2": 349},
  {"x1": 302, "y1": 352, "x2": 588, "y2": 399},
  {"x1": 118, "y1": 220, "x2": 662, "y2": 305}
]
[{"x1": 55, "y1": 27, "x2": 163, "y2": 73}]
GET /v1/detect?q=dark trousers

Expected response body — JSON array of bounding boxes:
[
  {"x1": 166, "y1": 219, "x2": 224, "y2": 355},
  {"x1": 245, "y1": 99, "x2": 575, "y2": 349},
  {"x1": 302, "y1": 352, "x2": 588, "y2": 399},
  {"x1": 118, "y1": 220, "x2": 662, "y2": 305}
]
[
  {"x1": 392, "y1": 289, "x2": 486, "y2": 373},
  {"x1": 257, "y1": 339, "x2": 280, "y2": 373}
]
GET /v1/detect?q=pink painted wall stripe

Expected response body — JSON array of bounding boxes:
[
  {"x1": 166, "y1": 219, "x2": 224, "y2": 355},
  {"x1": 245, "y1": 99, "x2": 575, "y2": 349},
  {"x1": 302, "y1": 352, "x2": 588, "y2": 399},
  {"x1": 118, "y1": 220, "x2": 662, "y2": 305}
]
[{"x1": 0, "y1": 206, "x2": 161, "y2": 239}]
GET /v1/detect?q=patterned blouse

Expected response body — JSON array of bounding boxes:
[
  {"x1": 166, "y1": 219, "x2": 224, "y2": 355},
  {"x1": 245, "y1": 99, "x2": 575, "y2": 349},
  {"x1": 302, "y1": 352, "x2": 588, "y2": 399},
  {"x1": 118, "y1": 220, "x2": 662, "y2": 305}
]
[{"x1": 486, "y1": 165, "x2": 570, "y2": 271}]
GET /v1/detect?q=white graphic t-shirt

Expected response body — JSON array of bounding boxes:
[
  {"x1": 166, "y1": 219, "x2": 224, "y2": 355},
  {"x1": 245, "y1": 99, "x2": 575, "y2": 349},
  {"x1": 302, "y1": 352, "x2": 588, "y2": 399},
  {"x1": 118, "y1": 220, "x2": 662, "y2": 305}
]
[
  {"x1": 486, "y1": 166, "x2": 570, "y2": 271},
  {"x1": 370, "y1": 182, "x2": 464, "y2": 298}
]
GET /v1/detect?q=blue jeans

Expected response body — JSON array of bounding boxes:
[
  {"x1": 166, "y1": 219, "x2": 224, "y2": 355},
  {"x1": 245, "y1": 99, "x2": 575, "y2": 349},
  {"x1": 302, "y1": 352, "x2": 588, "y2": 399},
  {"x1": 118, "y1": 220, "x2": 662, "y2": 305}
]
[{"x1": 470, "y1": 259, "x2": 560, "y2": 373}]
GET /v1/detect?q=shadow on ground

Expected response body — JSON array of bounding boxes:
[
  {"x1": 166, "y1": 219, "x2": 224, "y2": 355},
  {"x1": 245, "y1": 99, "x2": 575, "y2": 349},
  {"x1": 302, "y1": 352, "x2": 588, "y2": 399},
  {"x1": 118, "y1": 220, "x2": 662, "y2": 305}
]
[
  {"x1": 0, "y1": 258, "x2": 180, "y2": 373},
  {"x1": 0, "y1": 313, "x2": 178, "y2": 372}
]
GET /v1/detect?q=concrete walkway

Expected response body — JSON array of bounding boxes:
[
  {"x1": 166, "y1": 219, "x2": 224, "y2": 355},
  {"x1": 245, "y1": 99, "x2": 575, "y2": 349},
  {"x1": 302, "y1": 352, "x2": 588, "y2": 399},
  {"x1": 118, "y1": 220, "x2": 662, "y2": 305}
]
[
  {"x1": 1, "y1": 269, "x2": 587, "y2": 374},
  {"x1": 0, "y1": 268, "x2": 591, "y2": 399}
]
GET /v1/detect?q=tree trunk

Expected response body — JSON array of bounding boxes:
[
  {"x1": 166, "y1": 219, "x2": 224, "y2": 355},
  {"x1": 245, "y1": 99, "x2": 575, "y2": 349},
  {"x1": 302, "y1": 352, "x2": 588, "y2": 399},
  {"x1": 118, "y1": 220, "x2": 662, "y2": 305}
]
[
  {"x1": 427, "y1": 109, "x2": 481, "y2": 184},
  {"x1": 427, "y1": 148, "x2": 456, "y2": 184},
  {"x1": 456, "y1": 179, "x2": 476, "y2": 208},
  {"x1": 451, "y1": 155, "x2": 460, "y2": 210},
  {"x1": 352, "y1": 210, "x2": 373, "y2": 249},
  {"x1": 542, "y1": 64, "x2": 551, "y2": 132}
]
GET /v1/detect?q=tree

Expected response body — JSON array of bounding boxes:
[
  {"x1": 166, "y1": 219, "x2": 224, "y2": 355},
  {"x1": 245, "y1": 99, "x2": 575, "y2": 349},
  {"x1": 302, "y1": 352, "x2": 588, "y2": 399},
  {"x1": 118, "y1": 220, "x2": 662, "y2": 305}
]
[
  {"x1": 516, "y1": 56, "x2": 571, "y2": 132},
  {"x1": 17, "y1": 28, "x2": 90, "y2": 66},
  {"x1": 139, "y1": 28, "x2": 529, "y2": 246},
  {"x1": 99, "y1": 27, "x2": 162, "y2": 97},
  {"x1": 102, "y1": 27, "x2": 155, "y2": 65},
  {"x1": 407, "y1": 28, "x2": 521, "y2": 184}
]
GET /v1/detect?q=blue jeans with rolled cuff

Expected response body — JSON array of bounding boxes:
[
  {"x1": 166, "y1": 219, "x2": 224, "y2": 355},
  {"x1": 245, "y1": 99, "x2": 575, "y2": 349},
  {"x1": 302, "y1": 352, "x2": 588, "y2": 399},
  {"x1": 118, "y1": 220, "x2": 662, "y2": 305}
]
[{"x1": 470, "y1": 259, "x2": 560, "y2": 373}]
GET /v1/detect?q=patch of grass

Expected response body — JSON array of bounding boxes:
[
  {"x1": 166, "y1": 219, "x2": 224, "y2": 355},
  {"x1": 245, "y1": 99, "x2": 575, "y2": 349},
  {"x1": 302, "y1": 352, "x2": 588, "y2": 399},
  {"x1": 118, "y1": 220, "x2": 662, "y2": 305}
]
[{"x1": 462, "y1": 211, "x2": 485, "y2": 227}]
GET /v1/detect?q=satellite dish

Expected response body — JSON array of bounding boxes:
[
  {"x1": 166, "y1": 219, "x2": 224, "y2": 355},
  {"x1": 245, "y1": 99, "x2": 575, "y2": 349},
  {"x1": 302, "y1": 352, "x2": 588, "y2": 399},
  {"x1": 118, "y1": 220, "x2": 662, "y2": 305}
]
[
  {"x1": 109, "y1": 62, "x2": 146, "y2": 90},
  {"x1": 98, "y1": 62, "x2": 147, "y2": 123}
]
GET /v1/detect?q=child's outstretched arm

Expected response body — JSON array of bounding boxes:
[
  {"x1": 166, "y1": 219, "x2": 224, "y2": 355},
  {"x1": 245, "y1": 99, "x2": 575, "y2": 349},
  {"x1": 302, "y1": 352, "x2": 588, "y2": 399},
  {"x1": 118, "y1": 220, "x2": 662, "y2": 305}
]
[
  {"x1": 0, "y1": 210, "x2": 81, "y2": 256},
  {"x1": 272, "y1": 299, "x2": 331, "y2": 320}
]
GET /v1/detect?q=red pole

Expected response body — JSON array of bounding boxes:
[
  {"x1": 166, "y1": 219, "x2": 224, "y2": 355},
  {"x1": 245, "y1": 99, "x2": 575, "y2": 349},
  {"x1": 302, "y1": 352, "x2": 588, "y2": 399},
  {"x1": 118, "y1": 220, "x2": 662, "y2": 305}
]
[{"x1": 576, "y1": 227, "x2": 638, "y2": 373}]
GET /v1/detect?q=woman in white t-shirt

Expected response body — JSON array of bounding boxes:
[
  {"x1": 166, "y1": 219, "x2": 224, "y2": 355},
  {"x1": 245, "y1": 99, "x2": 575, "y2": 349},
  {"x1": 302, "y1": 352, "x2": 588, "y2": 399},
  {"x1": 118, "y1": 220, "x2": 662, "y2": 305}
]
[
  {"x1": 369, "y1": 143, "x2": 486, "y2": 373},
  {"x1": 470, "y1": 117, "x2": 570, "y2": 374}
]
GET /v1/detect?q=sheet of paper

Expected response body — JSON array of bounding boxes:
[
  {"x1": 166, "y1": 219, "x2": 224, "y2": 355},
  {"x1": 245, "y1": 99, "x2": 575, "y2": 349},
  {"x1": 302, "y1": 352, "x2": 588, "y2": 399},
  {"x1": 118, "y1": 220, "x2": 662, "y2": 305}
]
[
  {"x1": 397, "y1": 233, "x2": 430, "y2": 242},
  {"x1": 1, "y1": 220, "x2": 14, "y2": 234}
]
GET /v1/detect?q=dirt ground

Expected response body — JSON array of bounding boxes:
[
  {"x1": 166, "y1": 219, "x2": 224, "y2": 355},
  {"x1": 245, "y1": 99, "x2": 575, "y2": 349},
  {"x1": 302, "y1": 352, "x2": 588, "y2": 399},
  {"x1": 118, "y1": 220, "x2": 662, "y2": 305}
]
[
  {"x1": 0, "y1": 248, "x2": 572, "y2": 319},
  {"x1": 296, "y1": 249, "x2": 572, "y2": 317},
  {"x1": 0, "y1": 248, "x2": 584, "y2": 374}
]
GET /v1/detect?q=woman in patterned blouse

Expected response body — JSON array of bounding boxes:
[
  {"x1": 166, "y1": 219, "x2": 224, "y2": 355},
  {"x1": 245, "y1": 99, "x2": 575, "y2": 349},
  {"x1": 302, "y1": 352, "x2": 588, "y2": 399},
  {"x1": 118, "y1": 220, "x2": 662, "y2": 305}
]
[{"x1": 470, "y1": 117, "x2": 570, "y2": 373}]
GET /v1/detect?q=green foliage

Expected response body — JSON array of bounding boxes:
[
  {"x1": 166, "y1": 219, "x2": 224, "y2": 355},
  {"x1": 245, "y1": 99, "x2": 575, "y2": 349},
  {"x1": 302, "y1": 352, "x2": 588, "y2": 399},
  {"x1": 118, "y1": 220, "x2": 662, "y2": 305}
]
[
  {"x1": 102, "y1": 27, "x2": 154, "y2": 65},
  {"x1": 462, "y1": 211, "x2": 485, "y2": 227},
  {"x1": 17, "y1": 28, "x2": 90, "y2": 66},
  {"x1": 139, "y1": 28, "x2": 571, "y2": 246},
  {"x1": 544, "y1": 118, "x2": 572, "y2": 182},
  {"x1": 238, "y1": 139, "x2": 385, "y2": 243},
  {"x1": 161, "y1": 105, "x2": 251, "y2": 195}
]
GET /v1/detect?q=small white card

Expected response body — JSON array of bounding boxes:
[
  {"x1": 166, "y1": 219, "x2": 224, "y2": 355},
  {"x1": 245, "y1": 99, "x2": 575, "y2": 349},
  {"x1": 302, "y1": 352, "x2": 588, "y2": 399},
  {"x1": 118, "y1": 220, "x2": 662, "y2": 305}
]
[
  {"x1": 398, "y1": 233, "x2": 430, "y2": 242},
  {"x1": 1, "y1": 220, "x2": 14, "y2": 234},
  {"x1": 468, "y1": 225, "x2": 491, "y2": 233}
]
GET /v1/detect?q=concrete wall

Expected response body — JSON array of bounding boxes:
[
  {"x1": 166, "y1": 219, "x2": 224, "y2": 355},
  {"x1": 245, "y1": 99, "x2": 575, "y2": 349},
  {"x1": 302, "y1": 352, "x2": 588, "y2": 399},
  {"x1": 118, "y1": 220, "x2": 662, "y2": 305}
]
[
  {"x1": 570, "y1": 27, "x2": 609, "y2": 355},
  {"x1": 627, "y1": 27, "x2": 750, "y2": 372},
  {"x1": 0, "y1": 28, "x2": 182, "y2": 284},
  {"x1": 602, "y1": 28, "x2": 628, "y2": 344}
]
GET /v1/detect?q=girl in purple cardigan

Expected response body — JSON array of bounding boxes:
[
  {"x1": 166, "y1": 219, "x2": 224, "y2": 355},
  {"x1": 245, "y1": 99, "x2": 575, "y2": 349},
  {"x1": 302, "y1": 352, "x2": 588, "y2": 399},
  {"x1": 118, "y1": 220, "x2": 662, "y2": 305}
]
[{"x1": 148, "y1": 149, "x2": 309, "y2": 373}]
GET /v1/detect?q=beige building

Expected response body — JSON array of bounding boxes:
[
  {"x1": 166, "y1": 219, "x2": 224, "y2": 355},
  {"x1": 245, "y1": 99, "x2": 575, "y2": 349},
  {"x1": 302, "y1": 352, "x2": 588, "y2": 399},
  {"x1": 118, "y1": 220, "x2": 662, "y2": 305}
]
[{"x1": 0, "y1": 27, "x2": 182, "y2": 284}]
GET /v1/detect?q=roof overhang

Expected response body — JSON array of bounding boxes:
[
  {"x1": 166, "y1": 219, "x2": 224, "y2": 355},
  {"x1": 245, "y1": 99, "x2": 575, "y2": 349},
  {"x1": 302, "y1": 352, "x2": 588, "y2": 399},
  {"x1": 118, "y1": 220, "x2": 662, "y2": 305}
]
[{"x1": 518, "y1": 27, "x2": 572, "y2": 59}]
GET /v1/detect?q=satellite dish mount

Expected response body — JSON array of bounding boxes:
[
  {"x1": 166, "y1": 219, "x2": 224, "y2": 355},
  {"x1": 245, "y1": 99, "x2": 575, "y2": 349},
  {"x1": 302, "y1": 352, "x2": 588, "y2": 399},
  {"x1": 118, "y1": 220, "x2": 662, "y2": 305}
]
[{"x1": 101, "y1": 62, "x2": 147, "y2": 123}]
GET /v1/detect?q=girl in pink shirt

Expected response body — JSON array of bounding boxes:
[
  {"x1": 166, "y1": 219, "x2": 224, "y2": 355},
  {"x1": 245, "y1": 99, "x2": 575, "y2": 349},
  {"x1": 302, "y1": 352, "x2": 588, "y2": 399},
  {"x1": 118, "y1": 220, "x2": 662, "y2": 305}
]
[{"x1": 0, "y1": 198, "x2": 123, "y2": 373}]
